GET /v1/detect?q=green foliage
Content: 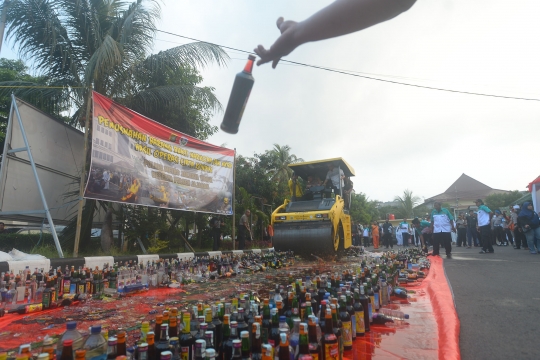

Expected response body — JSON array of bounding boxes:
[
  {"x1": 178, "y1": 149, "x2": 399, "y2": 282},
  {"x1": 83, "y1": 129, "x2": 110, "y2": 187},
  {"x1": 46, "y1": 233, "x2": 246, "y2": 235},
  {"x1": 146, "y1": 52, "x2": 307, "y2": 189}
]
[
  {"x1": 0, "y1": 233, "x2": 55, "y2": 253},
  {"x1": 349, "y1": 192, "x2": 379, "y2": 225},
  {"x1": 394, "y1": 189, "x2": 421, "y2": 219},
  {"x1": 485, "y1": 191, "x2": 524, "y2": 211},
  {"x1": 0, "y1": 58, "x2": 68, "y2": 153}
]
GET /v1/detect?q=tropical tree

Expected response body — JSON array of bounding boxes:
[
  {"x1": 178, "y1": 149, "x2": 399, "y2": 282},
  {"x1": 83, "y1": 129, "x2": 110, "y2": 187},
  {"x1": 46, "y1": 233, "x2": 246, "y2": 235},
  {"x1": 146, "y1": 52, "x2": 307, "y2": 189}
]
[
  {"x1": 484, "y1": 190, "x2": 524, "y2": 211},
  {"x1": 267, "y1": 144, "x2": 303, "y2": 184},
  {"x1": 1, "y1": 0, "x2": 228, "y2": 252},
  {"x1": 0, "y1": 58, "x2": 69, "y2": 153},
  {"x1": 394, "y1": 189, "x2": 421, "y2": 219}
]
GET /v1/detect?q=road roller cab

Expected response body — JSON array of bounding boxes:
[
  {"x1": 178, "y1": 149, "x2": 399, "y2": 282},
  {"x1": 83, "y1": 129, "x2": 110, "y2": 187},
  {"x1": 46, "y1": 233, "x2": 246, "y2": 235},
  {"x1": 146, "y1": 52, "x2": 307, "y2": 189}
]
[{"x1": 271, "y1": 158, "x2": 355, "y2": 255}]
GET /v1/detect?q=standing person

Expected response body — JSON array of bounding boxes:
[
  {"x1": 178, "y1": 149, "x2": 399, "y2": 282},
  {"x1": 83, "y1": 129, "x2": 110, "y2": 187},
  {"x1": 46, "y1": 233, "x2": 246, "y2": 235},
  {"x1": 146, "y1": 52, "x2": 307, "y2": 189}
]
[
  {"x1": 362, "y1": 225, "x2": 370, "y2": 247},
  {"x1": 492, "y1": 210, "x2": 506, "y2": 246},
  {"x1": 238, "y1": 209, "x2": 251, "y2": 250},
  {"x1": 382, "y1": 219, "x2": 394, "y2": 249},
  {"x1": 518, "y1": 202, "x2": 540, "y2": 254},
  {"x1": 267, "y1": 223, "x2": 274, "y2": 246},
  {"x1": 430, "y1": 202, "x2": 456, "y2": 258},
  {"x1": 0, "y1": 222, "x2": 5, "y2": 234},
  {"x1": 455, "y1": 215, "x2": 467, "y2": 247},
  {"x1": 501, "y1": 211, "x2": 513, "y2": 246},
  {"x1": 475, "y1": 199, "x2": 494, "y2": 254},
  {"x1": 371, "y1": 221, "x2": 380, "y2": 249},
  {"x1": 288, "y1": 172, "x2": 303, "y2": 200},
  {"x1": 398, "y1": 218, "x2": 411, "y2": 247},
  {"x1": 255, "y1": 0, "x2": 417, "y2": 68},
  {"x1": 466, "y1": 210, "x2": 479, "y2": 247},
  {"x1": 210, "y1": 215, "x2": 224, "y2": 251},
  {"x1": 510, "y1": 205, "x2": 526, "y2": 250},
  {"x1": 323, "y1": 163, "x2": 345, "y2": 196}
]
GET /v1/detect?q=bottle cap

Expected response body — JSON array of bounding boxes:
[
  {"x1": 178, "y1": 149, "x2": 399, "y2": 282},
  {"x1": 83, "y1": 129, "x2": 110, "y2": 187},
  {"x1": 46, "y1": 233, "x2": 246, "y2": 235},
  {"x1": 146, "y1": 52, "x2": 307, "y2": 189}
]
[
  {"x1": 63, "y1": 339, "x2": 73, "y2": 347},
  {"x1": 240, "y1": 331, "x2": 249, "y2": 338},
  {"x1": 66, "y1": 321, "x2": 77, "y2": 330},
  {"x1": 91, "y1": 325, "x2": 101, "y2": 334},
  {"x1": 279, "y1": 316, "x2": 286, "y2": 322}
]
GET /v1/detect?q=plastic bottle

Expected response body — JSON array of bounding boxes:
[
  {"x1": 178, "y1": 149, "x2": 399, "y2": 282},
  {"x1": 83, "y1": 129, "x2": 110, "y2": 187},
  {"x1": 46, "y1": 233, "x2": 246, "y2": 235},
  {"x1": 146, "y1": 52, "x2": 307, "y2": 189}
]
[
  {"x1": 83, "y1": 325, "x2": 108, "y2": 360},
  {"x1": 57, "y1": 321, "x2": 84, "y2": 359},
  {"x1": 220, "y1": 55, "x2": 256, "y2": 134}
]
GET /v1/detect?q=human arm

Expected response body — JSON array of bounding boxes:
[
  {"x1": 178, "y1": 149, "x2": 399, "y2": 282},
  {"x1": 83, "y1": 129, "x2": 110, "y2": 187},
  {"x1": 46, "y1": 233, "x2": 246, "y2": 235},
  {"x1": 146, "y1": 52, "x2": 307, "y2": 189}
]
[{"x1": 254, "y1": 0, "x2": 417, "y2": 68}]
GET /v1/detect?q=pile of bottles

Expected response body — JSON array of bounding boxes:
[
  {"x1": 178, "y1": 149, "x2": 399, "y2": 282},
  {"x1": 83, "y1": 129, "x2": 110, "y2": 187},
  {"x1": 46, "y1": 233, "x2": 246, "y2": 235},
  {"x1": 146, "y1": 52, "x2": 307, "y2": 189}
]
[
  {"x1": 0, "y1": 252, "x2": 295, "y2": 315},
  {"x1": 3, "y1": 247, "x2": 428, "y2": 360}
]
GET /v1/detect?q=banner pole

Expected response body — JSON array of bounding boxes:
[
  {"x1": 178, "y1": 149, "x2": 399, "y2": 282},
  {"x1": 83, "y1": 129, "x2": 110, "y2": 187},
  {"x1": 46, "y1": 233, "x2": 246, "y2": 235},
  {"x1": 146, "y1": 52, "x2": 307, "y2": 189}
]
[
  {"x1": 73, "y1": 89, "x2": 93, "y2": 257},
  {"x1": 232, "y1": 148, "x2": 236, "y2": 250}
]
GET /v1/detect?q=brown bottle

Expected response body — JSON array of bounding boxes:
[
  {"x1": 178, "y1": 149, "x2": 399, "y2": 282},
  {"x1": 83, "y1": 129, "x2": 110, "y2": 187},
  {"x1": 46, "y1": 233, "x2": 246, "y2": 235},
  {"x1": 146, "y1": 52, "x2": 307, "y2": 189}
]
[
  {"x1": 117, "y1": 331, "x2": 127, "y2": 356},
  {"x1": 59, "y1": 339, "x2": 74, "y2": 360},
  {"x1": 154, "y1": 315, "x2": 163, "y2": 342},
  {"x1": 220, "y1": 55, "x2": 256, "y2": 134},
  {"x1": 147, "y1": 332, "x2": 156, "y2": 360}
]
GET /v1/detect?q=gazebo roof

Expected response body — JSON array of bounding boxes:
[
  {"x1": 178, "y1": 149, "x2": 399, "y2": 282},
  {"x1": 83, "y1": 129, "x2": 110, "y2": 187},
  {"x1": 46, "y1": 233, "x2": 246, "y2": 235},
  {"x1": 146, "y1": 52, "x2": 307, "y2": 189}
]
[{"x1": 425, "y1": 173, "x2": 509, "y2": 203}]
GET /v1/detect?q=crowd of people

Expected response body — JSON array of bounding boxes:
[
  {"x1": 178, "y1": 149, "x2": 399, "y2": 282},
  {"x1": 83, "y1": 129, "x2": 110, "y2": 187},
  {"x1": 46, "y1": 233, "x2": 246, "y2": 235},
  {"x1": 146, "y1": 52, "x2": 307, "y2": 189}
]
[{"x1": 352, "y1": 199, "x2": 540, "y2": 257}]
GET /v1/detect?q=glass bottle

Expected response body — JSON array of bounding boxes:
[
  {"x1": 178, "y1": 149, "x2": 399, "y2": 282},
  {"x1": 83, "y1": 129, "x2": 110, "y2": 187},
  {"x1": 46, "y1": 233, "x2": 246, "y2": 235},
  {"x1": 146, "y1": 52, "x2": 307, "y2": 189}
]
[
  {"x1": 117, "y1": 331, "x2": 127, "y2": 357},
  {"x1": 179, "y1": 312, "x2": 194, "y2": 360},
  {"x1": 106, "y1": 337, "x2": 118, "y2": 360},
  {"x1": 353, "y1": 290, "x2": 365, "y2": 337},
  {"x1": 250, "y1": 323, "x2": 263, "y2": 360},
  {"x1": 321, "y1": 309, "x2": 338, "y2": 360},
  {"x1": 307, "y1": 316, "x2": 321, "y2": 360},
  {"x1": 60, "y1": 340, "x2": 74, "y2": 360},
  {"x1": 220, "y1": 55, "x2": 256, "y2": 134},
  {"x1": 339, "y1": 296, "x2": 352, "y2": 351},
  {"x1": 230, "y1": 340, "x2": 242, "y2": 359}
]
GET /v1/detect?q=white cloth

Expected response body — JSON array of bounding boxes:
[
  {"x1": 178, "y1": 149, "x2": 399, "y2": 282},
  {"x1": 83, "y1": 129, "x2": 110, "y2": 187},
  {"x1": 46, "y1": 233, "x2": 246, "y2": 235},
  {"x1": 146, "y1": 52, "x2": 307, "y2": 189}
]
[{"x1": 325, "y1": 167, "x2": 344, "y2": 188}]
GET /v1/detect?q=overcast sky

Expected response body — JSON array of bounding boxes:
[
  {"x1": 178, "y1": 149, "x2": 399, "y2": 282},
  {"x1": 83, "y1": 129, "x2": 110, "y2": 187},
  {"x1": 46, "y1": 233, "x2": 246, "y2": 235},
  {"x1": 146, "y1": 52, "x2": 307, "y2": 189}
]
[{"x1": 4, "y1": 0, "x2": 540, "y2": 202}]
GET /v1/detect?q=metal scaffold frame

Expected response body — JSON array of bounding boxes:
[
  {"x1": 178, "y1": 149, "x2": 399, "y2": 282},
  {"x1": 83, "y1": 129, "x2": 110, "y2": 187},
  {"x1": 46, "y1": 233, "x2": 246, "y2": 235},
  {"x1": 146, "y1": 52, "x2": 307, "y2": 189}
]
[{"x1": 0, "y1": 95, "x2": 64, "y2": 258}]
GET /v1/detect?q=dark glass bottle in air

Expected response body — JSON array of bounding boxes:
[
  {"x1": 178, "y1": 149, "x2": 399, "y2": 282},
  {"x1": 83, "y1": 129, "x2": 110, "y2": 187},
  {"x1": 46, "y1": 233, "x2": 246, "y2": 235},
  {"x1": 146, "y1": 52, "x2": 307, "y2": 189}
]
[{"x1": 220, "y1": 55, "x2": 256, "y2": 134}]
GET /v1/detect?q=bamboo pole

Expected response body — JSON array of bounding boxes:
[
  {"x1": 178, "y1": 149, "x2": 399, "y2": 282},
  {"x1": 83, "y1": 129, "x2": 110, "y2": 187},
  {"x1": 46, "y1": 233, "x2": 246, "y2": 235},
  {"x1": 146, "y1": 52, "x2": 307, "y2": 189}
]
[{"x1": 73, "y1": 90, "x2": 93, "y2": 257}]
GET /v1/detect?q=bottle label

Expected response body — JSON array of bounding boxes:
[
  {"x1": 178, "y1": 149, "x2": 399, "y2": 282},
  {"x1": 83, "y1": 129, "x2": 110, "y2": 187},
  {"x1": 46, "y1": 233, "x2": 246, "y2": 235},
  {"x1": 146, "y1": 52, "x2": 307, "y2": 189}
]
[
  {"x1": 63, "y1": 280, "x2": 70, "y2": 294},
  {"x1": 355, "y1": 311, "x2": 365, "y2": 334},
  {"x1": 42, "y1": 292, "x2": 51, "y2": 309},
  {"x1": 342, "y1": 321, "x2": 353, "y2": 347},
  {"x1": 180, "y1": 346, "x2": 189, "y2": 360},
  {"x1": 324, "y1": 343, "x2": 339, "y2": 360},
  {"x1": 78, "y1": 284, "x2": 85, "y2": 294}
]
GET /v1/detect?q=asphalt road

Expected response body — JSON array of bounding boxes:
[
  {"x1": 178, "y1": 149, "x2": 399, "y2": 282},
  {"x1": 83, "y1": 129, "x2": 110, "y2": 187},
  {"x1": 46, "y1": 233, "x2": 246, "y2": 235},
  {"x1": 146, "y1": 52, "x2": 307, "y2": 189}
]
[{"x1": 443, "y1": 244, "x2": 540, "y2": 359}]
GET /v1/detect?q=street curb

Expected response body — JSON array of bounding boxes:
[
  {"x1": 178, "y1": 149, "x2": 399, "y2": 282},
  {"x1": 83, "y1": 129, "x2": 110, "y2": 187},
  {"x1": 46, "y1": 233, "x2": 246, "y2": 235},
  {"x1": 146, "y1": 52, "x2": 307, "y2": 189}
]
[{"x1": 0, "y1": 248, "x2": 275, "y2": 273}]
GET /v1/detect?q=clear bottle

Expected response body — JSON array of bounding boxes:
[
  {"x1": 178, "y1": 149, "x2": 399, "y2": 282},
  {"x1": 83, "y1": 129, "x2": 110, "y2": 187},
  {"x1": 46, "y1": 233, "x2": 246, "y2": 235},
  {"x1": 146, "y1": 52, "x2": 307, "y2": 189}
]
[
  {"x1": 82, "y1": 325, "x2": 108, "y2": 360},
  {"x1": 205, "y1": 349, "x2": 216, "y2": 360},
  {"x1": 57, "y1": 321, "x2": 84, "y2": 359},
  {"x1": 106, "y1": 337, "x2": 118, "y2": 360}
]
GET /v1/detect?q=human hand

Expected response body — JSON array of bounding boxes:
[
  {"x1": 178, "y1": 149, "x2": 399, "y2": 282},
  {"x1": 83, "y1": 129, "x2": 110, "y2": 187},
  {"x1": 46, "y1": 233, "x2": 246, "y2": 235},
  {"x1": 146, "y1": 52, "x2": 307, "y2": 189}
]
[{"x1": 254, "y1": 17, "x2": 301, "y2": 68}]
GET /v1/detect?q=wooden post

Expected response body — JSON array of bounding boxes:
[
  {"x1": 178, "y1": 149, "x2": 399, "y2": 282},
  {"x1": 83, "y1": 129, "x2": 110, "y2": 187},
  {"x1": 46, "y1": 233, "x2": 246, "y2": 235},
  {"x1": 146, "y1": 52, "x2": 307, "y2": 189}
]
[
  {"x1": 73, "y1": 90, "x2": 93, "y2": 257},
  {"x1": 232, "y1": 148, "x2": 236, "y2": 250}
]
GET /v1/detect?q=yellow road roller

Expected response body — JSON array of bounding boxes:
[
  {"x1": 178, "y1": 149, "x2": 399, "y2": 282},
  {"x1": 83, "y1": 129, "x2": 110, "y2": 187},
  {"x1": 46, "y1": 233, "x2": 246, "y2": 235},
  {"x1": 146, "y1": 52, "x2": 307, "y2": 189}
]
[{"x1": 271, "y1": 158, "x2": 354, "y2": 255}]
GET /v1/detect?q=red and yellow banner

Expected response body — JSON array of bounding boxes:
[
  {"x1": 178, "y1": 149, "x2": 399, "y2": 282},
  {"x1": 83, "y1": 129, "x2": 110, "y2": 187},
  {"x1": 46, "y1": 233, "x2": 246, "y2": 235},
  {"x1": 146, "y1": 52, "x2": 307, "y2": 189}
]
[{"x1": 84, "y1": 92, "x2": 234, "y2": 214}]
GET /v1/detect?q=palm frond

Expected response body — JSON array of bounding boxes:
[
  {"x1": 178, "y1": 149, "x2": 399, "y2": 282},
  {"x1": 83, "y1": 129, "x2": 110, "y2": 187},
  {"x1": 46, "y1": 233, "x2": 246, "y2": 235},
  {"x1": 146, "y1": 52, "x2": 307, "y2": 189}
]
[
  {"x1": 128, "y1": 84, "x2": 222, "y2": 113},
  {"x1": 85, "y1": 34, "x2": 124, "y2": 85}
]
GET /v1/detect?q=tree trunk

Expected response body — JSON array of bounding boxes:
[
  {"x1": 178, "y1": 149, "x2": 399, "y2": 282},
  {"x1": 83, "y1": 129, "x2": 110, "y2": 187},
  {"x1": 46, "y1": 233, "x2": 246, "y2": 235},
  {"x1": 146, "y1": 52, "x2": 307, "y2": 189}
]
[{"x1": 101, "y1": 205, "x2": 114, "y2": 252}]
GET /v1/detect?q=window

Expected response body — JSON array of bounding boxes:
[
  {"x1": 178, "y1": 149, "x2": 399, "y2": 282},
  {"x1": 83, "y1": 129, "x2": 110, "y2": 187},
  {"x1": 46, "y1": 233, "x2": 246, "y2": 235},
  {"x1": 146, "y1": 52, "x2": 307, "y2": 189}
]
[
  {"x1": 101, "y1": 127, "x2": 104, "y2": 133},
  {"x1": 105, "y1": 141, "x2": 108, "y2": 148},
  {"x1": 100, "y1": 139, "x2": 103, "y2": 146},
  {"x1": 97, "y1": 125, "x2": 101, "y2": 132},
  {"x1": 110, "y1": 156, "x2": 113, "y2": 162},
  {"x1": 92, "y1": 150, "x2": 96, "y2": 157},
  {"x1": 98, "y1": 152, "x2": 102, "y2": 160},
  {"x1": 109, "y1": 143, "x2": 112, "y2": 150}
]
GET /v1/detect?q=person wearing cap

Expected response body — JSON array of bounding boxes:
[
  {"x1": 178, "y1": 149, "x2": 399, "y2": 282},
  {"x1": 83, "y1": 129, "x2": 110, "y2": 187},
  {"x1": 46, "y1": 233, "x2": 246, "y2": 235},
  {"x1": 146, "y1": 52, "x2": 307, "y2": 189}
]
[
  {"x1": 430, "y1": 201, "x2": 455, "y2": 258},
  {"x1": 288, "y1": 172, "x2": 304, "y2": 200},
  {"x1": 475, "y1": 199, "x2": 494, "y2": 254},
  {"x1": 517, "y1": 202, "x2": 540, "y2": 254},
  {"x1": 510, "y1": 205, "x2": 526, "y2": 249}
]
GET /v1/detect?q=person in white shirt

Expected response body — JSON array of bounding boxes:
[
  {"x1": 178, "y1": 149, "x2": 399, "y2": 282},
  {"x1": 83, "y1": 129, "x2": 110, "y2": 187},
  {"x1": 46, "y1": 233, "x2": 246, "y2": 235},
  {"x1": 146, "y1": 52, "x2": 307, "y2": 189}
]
[
  {"x1": 324, "y1": 163, "x2": 345, "y2": 195},
  {"x1": 398, "y1": 218, "x2": 411, "y2": 247}
]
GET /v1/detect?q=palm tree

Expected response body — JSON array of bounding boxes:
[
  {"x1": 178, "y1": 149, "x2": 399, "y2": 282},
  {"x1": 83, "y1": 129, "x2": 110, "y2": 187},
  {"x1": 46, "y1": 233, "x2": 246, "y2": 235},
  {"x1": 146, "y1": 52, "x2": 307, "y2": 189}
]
[
  {"x1": 1, "y1": 0, "x2": 228, "y2": 252},
  {"x1": 394, "y1": 189, "x2": 421, "y2": 219},
  {"x1": 267, "y1": 144, "x2": 303, "y2": 184}
]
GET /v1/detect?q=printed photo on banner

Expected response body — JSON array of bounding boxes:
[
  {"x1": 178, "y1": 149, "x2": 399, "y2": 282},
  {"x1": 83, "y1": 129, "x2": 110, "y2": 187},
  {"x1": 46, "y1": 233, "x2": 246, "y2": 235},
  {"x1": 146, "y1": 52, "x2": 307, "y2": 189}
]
[{"x1": 84, "y1": 92, "x2": 234, "y2": 215}]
